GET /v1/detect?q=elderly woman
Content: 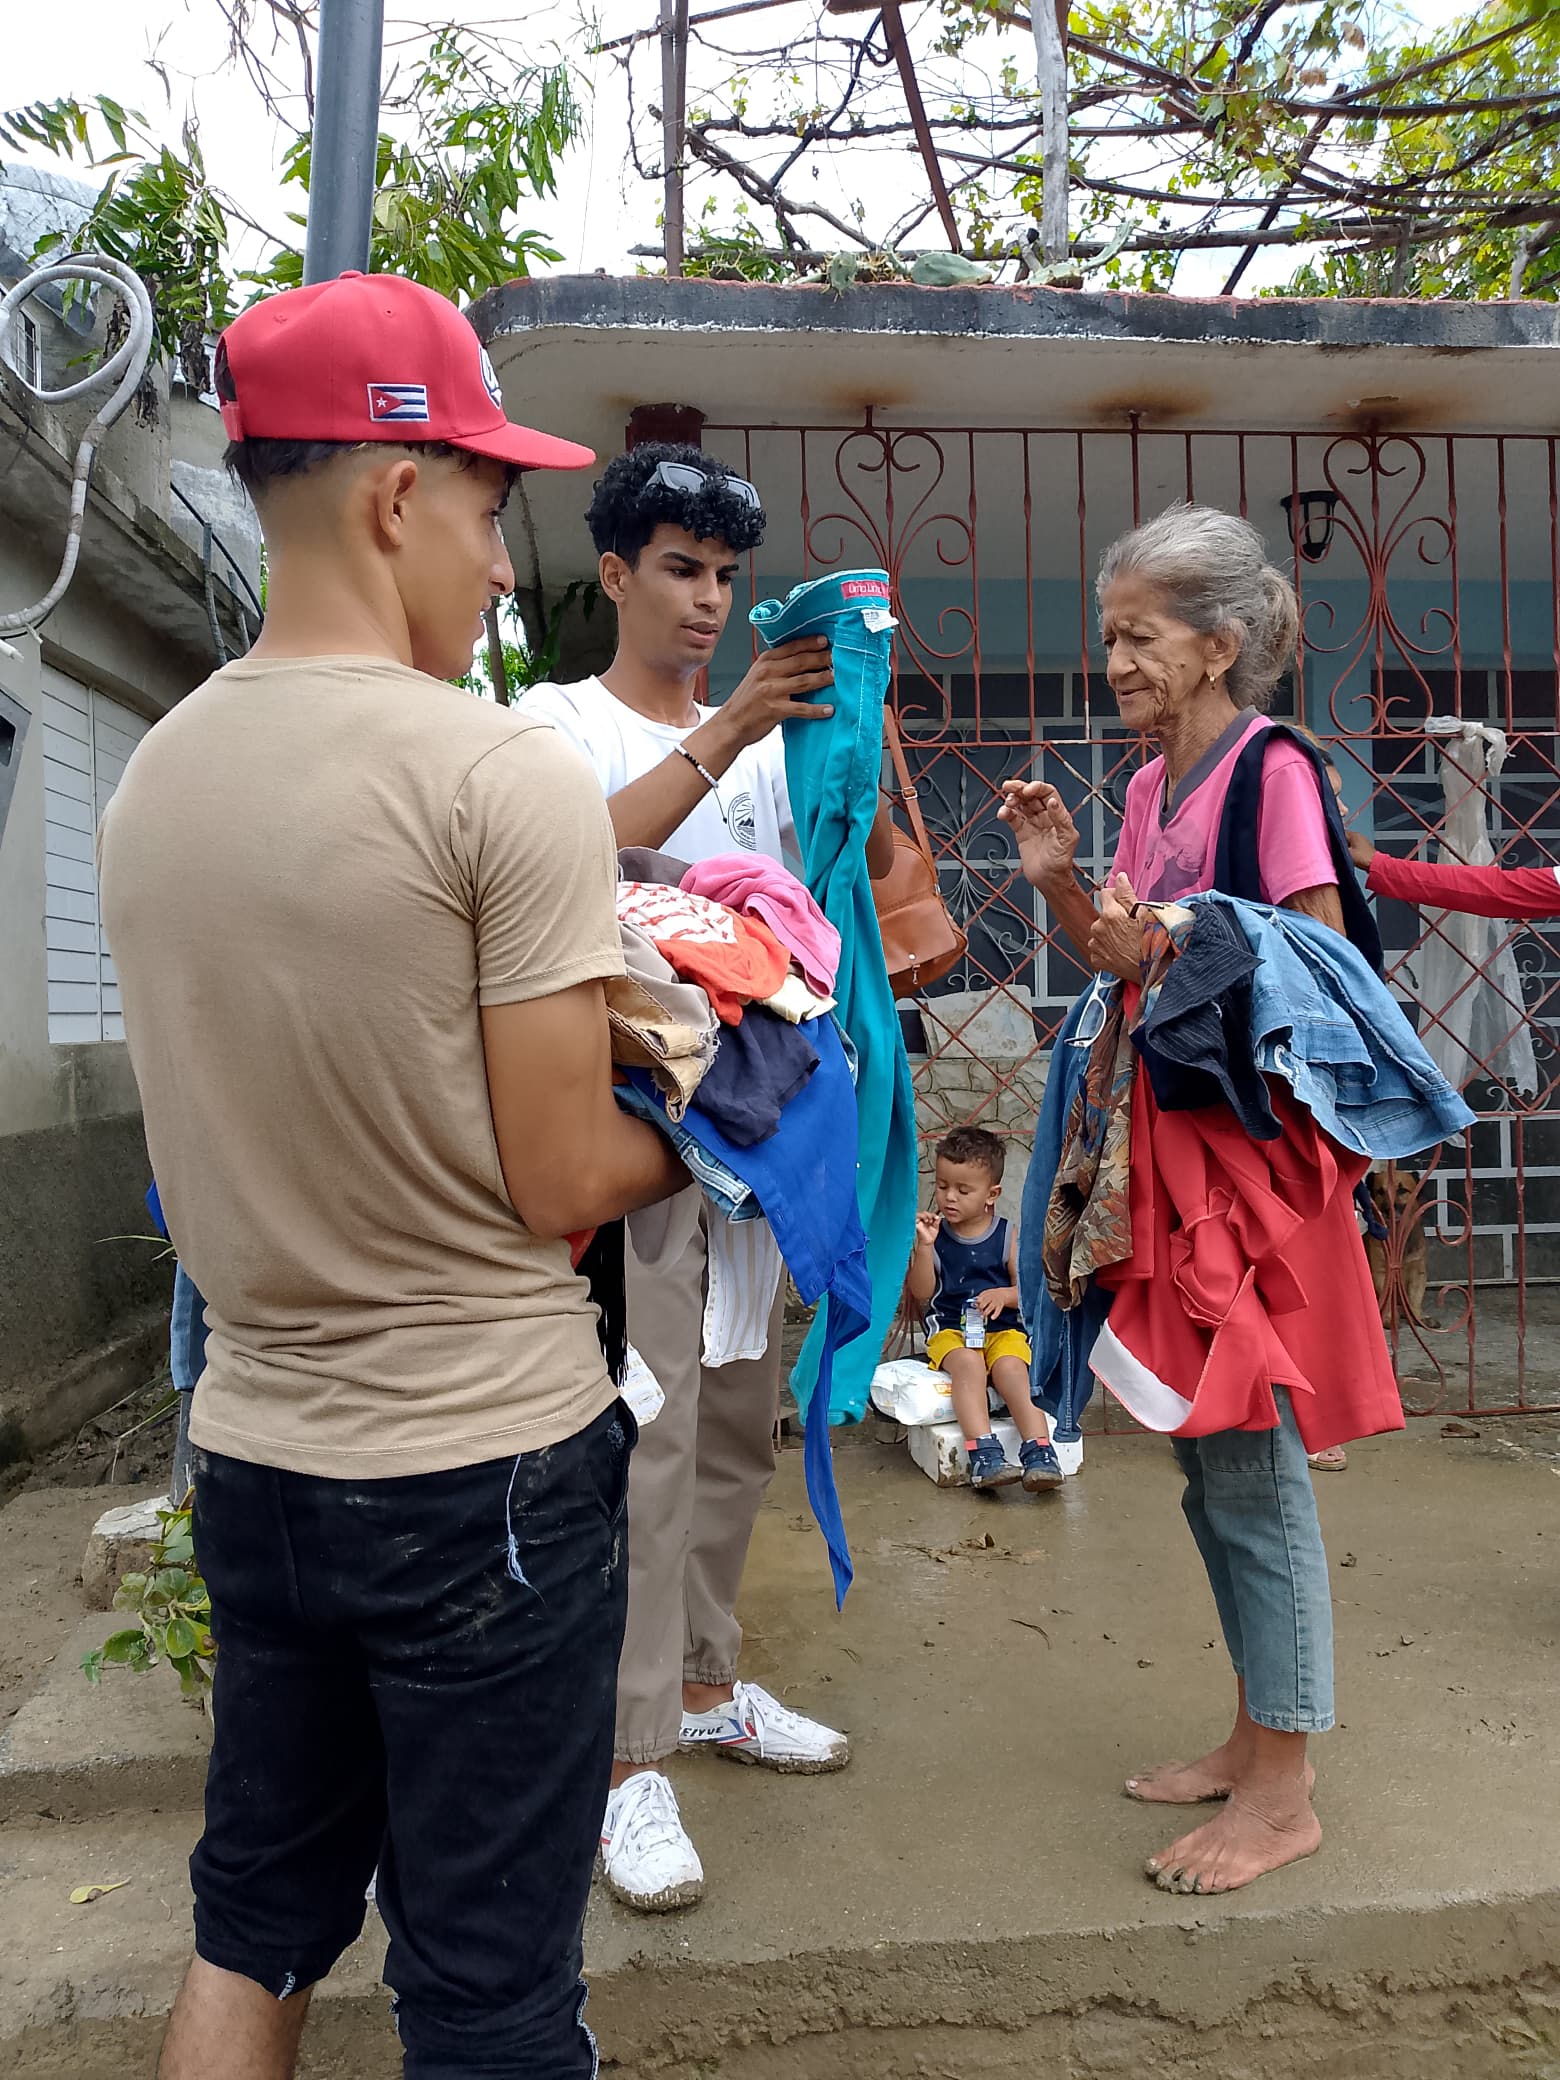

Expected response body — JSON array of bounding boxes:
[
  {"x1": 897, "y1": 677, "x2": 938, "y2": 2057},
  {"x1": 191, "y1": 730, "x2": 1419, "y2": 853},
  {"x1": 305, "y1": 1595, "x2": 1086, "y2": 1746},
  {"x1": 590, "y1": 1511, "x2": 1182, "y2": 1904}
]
[{"x1": 1001, "y1": 504, "x2": 1377, "y2": 1896}]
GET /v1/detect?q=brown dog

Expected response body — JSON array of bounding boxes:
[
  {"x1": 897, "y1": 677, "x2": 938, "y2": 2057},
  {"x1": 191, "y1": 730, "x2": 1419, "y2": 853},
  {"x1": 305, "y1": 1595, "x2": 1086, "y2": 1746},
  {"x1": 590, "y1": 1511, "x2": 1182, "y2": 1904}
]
[{"x1": 1364, "y1": 1167, "x2": 1428, "y2": 1323}]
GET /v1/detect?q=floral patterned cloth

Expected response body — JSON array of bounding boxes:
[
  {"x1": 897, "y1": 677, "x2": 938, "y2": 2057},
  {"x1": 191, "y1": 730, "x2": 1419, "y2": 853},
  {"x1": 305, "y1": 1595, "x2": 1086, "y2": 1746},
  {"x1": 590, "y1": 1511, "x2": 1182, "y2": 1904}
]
[
  {"x1": 1041, "y1": 908, "x2": 1193, "y2": 1313},
  {"x1": 1042, "y1": 984, "x2": 1136, "y2": 1311}
]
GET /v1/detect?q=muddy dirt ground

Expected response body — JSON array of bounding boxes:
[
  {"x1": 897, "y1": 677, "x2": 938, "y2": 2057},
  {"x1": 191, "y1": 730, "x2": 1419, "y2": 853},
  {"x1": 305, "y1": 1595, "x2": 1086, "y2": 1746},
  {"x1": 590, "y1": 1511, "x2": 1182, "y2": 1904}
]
[{"x1": 1, "y1": 1366, "x2": 175, "y2": 1730}]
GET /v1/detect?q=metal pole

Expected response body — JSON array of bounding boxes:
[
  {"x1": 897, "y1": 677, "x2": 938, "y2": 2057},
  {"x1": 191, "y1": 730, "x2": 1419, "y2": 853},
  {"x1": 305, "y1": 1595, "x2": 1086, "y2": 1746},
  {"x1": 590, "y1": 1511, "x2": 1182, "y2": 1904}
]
[
  {"x1": 660, "y1": 0, "x2": 690, "y2": 276},
  {"x1": 882, "y1": 3, "x2": 962, "y2": 254},
  {"x1": 303, "y1": 0, "x2": 386, "y2": 285}
]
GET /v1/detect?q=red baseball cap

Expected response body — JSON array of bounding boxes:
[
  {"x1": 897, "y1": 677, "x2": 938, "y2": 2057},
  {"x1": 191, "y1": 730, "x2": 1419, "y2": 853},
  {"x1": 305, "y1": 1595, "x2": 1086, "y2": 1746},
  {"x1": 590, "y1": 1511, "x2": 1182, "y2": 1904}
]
[{"x1": 216, "y1": 272, "x2": 594, "y2": 472}]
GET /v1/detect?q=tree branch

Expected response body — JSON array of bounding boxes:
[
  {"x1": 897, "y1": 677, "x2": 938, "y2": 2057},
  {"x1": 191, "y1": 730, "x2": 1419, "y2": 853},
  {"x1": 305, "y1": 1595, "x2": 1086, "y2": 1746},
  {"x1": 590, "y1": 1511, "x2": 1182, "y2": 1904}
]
[
  {"x1": 1510, "y1": 214, "x2": 1560, "y2": 297},
  {"x1": 1030, "y1": 0, "x2": 1069, "y2": 262},
  {"x1": 640, "y1": 197, "x2": 1560, "y2": 265},
  {"x1": 682, "y1": 124, "x2": 873, "y2": 249}
]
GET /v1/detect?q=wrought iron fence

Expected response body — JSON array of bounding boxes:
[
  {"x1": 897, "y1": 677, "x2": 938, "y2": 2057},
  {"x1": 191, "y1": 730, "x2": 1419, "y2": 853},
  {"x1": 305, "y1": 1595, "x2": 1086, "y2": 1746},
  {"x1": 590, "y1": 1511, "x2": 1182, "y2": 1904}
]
[{"x1": 706, "y1": 413, "x2": 1560, "y2": 1420}]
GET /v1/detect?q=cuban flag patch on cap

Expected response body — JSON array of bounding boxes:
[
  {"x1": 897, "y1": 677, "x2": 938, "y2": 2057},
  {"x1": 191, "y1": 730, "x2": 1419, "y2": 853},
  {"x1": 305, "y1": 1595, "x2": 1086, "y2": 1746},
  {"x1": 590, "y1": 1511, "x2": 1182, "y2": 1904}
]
[{"x1": 367, "y1": 382, "x2": 430, "y2": 423}]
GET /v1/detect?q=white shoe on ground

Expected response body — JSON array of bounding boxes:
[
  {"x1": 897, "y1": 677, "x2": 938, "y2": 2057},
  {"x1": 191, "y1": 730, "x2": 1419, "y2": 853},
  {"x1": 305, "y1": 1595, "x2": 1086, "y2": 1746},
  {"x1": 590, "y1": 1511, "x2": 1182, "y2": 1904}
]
[
  {"x1": 599, "y1": 1770, "x2": 704, "y2": 1914},
  {"x1": 1052, "y1": 1434, "x2": 1084, "y2": 1478},
  {"x1": 679, "y1": 1678, "x2": 850, "y2": 1774}
]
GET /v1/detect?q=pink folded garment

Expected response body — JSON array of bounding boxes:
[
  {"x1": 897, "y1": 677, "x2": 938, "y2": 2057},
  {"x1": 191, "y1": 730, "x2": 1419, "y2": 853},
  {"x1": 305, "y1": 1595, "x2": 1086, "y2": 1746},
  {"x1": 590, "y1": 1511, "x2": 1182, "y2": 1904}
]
[{"x1": 681, "y1": 853, "x2": 841, "y2": 996}]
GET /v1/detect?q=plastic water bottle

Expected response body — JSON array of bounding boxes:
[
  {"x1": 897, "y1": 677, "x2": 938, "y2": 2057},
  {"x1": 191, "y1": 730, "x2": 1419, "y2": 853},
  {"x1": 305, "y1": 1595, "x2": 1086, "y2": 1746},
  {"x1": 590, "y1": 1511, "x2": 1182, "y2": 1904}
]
[{"x1": 962, "y1": 1299, "x2": 986, "y2": 1350}]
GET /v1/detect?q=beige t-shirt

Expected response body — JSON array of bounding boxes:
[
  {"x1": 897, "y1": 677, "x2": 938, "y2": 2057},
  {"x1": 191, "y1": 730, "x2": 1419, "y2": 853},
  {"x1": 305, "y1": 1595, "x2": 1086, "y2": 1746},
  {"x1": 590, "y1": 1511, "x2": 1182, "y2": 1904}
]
[{"x1": 97, "y1": 655, "x2": 625, "y2": 1479}]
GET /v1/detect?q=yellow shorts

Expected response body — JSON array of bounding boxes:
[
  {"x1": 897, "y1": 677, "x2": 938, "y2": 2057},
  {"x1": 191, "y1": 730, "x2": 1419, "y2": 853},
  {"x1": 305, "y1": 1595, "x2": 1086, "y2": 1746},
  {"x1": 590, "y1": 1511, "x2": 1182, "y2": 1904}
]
[{"x1": 927, "y1": 1327, "x2": 1033, "y2": 1373}]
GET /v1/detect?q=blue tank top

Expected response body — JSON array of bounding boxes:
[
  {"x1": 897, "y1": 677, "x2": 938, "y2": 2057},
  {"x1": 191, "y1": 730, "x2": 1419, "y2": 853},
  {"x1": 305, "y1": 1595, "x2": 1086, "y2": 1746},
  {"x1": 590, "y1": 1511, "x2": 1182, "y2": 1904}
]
[{"x1": 930, "y1": 1216, "x2": 1020, "y2": 1335}]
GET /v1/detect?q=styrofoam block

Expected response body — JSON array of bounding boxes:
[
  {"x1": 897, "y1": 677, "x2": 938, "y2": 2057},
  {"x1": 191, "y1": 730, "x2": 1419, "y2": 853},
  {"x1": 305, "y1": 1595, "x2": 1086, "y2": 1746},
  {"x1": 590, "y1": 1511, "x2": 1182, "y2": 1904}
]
[
  {"x1": 908, "y1": 1417, "x2": 1024, "y2": 1487},
  {"x1": 906, "y1": 1411, "x2": 1083, "y2": 1485}
]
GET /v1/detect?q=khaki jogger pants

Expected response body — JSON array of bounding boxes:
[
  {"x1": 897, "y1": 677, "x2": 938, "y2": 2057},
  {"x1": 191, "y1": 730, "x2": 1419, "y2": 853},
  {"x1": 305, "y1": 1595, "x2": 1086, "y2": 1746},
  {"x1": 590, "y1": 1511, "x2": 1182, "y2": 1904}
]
[{"x1": 614, "y1": 1211, "x2": 786, "y2": 1766}]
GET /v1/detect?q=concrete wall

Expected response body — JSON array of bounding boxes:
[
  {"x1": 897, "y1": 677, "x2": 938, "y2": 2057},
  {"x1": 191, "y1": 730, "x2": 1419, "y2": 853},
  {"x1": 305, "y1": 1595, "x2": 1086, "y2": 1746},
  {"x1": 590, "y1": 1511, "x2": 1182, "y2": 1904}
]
[
  {"x1": 912, "y1": 992, "x2": 1048, "y2": 1222},
  {"x1": 167, "y1": 387, "x2": 264, "y2": 603},
  {"x1": 0, "y1": 624, "x2": 172, "y2": 1469}
]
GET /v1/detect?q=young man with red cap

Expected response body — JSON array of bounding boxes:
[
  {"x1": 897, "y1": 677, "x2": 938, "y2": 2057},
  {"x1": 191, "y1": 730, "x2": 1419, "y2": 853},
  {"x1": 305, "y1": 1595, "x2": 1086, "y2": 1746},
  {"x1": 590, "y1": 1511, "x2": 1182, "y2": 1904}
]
[{"x1": 97, "y1": 273, "x2": 685, "y2": 2080}]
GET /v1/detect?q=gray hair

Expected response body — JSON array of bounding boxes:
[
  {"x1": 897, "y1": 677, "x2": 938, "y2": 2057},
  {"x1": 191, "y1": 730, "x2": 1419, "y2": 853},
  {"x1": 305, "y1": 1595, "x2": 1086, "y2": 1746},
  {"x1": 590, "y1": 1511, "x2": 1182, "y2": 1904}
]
[{"x1": 1096, "y1": 502, "x2": 1299, "y2": 711}]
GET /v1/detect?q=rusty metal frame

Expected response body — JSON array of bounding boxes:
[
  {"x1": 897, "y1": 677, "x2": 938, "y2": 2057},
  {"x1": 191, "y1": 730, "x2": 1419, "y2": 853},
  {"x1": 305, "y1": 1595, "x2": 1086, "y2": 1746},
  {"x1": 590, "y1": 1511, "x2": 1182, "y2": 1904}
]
[{"x1": 880, "y1": 2, "x2": 965, "y2": 253}]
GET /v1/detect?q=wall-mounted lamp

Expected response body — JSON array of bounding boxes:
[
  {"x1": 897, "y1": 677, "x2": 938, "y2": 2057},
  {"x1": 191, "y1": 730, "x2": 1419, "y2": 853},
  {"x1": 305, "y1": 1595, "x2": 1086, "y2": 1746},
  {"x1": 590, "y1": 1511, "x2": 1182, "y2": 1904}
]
[{"x1": 1281, "y1": 488, "x2": 1339, "y2": 564}]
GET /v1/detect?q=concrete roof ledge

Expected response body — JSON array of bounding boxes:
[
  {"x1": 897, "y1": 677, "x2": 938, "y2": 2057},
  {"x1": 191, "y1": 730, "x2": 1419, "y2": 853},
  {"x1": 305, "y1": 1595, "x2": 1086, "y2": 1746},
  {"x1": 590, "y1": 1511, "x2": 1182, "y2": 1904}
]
[
  {"x1": 475, "y1": 275, "x2": 1560, "y2": 472},
  {"x1": 473, "y1": 273, "x2": 1560, "y2": 356}
]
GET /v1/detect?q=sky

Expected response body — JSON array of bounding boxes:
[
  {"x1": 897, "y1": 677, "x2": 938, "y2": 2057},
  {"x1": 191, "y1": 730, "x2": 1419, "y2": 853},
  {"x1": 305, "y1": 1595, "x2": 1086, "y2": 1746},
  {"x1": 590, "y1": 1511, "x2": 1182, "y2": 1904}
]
[
  {"x1": 4, "y1": 0, "x2": 1478, "y2": 296},
  {"x1": 6, "y1": 1, "x2": 669, "y2": 275}
]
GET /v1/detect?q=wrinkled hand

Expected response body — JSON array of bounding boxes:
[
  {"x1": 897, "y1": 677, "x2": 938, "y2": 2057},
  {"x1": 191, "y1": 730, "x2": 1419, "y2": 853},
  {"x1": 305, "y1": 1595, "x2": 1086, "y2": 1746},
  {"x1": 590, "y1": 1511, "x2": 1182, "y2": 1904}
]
[
  {"x1": 723, "y1": 637, "x2": 835, "y2": 745},
  {"x1": 915, "y1": 1210, "x2": 943, "y2": 1247},
  {"x1": 999, "y1": 779, "x2": 1079, "y2": 890},
  {"x1": 1088, "y1": 873, "x2": 1146, "y2": 981},
  {"x1": 1346, "y1": 828, "x2": 1376, "y2": 872},
  {"x1": 976, "y1": 1288, "x2": 1009, "y2": 1320}
]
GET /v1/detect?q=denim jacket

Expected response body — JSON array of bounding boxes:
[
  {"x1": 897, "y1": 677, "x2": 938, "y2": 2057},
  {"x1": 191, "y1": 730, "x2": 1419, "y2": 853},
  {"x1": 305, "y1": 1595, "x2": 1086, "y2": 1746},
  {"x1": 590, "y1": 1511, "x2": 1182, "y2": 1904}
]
[
  {"x1": 1190, "y1": 893, "x2": 1476, "y2": 1159},
  {"x1": 1019, "y1": 982, "x2": 1113, "y2": 1444}
]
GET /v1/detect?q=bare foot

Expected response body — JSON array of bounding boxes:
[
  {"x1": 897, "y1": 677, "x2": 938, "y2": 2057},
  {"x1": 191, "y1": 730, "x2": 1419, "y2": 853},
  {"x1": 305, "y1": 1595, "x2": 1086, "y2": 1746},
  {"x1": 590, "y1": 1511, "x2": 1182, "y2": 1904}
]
[
  {"x1": 1124, "y1": 1734, "x2": 1252, "y2": 1804},
  {"x1": 1146, "y1": 1783, "x2": 1322, "y2": 1894},
  {"x1": 1125, "y1": 1751, "x2": 1315, "y2": 1805}
]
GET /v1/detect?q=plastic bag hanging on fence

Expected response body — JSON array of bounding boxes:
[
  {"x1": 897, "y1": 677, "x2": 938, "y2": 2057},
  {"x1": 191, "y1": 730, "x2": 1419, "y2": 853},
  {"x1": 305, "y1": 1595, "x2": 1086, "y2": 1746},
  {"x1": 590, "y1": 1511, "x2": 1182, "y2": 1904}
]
[{"x1": 1415, "y1": 719, "x2": 1537, "y2": 1098}]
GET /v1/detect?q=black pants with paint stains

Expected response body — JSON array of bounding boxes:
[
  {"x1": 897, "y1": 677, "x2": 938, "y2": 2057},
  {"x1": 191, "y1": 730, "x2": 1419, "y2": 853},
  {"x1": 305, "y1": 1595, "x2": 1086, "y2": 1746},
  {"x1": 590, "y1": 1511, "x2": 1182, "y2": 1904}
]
[{"x1": 189, "y1": 1400, "x2": 634, "y2": 2076}]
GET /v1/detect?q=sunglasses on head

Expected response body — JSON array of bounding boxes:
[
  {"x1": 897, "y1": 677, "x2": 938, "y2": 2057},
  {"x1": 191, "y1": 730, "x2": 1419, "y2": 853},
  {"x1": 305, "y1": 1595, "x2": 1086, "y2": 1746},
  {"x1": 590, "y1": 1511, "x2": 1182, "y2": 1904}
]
[{"x1": 642, "y1": 459, "x2": 762, "y2": 508}]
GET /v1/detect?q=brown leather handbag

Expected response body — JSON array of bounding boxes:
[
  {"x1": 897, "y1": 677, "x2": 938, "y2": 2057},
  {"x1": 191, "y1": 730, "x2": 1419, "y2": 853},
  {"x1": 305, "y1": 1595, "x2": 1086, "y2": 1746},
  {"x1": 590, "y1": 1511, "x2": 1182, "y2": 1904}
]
[{"x1": 874, "y1": 705, "x2": 968, "y2": 999}]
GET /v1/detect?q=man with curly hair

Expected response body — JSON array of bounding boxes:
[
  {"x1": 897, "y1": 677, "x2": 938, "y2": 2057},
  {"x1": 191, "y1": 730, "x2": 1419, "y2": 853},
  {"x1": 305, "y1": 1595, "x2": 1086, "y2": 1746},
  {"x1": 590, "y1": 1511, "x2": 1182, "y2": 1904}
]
[{"x1": 527, "y1": 444, "x2": 894, "y2": 1913}]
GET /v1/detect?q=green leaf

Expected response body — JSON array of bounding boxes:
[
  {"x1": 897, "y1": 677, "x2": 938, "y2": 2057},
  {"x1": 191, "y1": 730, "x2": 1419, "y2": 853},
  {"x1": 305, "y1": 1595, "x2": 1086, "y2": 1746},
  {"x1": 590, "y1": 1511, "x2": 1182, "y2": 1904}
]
[
  {"x1": 98, "y1": 1628, "x2": 147, "y2": 1665},
  {"x1": 174, "y1": 1658, "x2": 210, "y2": 1700},
  {"x1": 164, "y1": 1618, "x2": 198, "y2": 1659}
]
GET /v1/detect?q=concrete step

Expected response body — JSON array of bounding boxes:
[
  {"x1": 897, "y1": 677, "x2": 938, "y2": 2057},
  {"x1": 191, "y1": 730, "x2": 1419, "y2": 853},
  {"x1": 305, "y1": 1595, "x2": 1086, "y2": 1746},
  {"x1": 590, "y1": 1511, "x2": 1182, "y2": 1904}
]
[
  {"x1": 4, "y1": 1798, "x2": 1559, "y2": 2080},
  {"x1": 0, "y1": 1614, "x2": 209, "y2": 1825},
  {"x1": 6, "y1": 1431, "x2": 1560, "y2": 2077}
]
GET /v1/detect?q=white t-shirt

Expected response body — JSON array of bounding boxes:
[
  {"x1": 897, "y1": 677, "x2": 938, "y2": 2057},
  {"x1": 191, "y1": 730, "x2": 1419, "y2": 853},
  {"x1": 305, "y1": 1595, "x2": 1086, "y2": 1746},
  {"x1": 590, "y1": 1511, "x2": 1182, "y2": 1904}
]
[{"x1": 523, "y1": 676, "x2": 796, "y2": 869}]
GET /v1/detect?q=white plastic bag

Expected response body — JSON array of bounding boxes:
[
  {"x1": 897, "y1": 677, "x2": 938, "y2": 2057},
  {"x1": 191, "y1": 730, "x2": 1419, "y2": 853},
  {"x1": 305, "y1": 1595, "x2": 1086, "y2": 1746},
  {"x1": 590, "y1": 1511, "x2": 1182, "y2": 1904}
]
[{"x1": 869, "y1": 1357, "x2": 956, "y2": 1428}]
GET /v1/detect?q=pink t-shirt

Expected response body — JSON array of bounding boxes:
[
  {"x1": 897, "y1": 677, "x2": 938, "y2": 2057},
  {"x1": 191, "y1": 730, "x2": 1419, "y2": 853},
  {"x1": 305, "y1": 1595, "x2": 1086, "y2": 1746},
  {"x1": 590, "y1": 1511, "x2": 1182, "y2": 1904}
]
[{"x1": 1110, "y1": 713, "x2": 1337, "y2": 907}]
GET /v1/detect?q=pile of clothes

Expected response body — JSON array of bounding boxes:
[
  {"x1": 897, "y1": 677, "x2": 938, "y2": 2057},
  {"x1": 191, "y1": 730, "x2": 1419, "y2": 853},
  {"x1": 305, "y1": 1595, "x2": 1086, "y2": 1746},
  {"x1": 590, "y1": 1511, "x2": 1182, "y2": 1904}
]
[
  {"x1": 1020, "y1": 893, "x2": 1476, "y2": 1456},
  {"x1": 608, "y1": 846, "x2": 868, "y2": 1605}
]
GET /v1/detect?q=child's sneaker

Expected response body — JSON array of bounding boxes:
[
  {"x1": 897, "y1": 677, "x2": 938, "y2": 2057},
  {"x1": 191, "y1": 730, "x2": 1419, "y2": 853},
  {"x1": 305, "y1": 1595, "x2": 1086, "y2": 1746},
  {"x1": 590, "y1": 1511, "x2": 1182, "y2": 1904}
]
[
  {"x1": 966, "y1": 1434, "x2": 1010, "y2": 1489},
  {"x1": 1020, "y1": 1437, "x2": 1065, "y2": 1492}
]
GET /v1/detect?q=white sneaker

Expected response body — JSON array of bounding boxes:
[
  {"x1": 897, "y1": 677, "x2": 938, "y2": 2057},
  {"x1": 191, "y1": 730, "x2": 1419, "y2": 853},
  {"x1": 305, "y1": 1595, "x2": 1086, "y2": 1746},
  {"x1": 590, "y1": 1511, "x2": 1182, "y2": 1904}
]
[
  {"x1": 1053, "y1": 1433, "x2": 1085, "y2": 1478},
  {"x1": 679, "y1": 1678, "x2": 850, "y2": 1775},
  {"x1": 599, "y1": 1771, "x2": 704, "y2": 1913}
]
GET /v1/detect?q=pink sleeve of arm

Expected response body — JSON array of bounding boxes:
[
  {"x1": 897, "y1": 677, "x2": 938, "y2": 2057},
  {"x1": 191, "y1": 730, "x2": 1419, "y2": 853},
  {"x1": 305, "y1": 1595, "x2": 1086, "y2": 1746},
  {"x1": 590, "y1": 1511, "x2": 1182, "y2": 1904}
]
[
  {"x1": 1108, "y1": 769, "x2": 1149, "y2": 889},
  {"x1": 1368, "y1": 850, "x2": 1560, "y2": 920},
  {"x1": 1256, "y1": 747, "x2": 1338, "y2": 906}
]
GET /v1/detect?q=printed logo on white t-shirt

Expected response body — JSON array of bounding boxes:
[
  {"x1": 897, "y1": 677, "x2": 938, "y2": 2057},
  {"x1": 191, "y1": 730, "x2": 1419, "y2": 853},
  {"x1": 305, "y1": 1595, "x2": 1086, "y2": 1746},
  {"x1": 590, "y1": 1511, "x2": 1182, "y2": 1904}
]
[{"x1": 727, "y1": 792, "x2": 758, "y2": 850}]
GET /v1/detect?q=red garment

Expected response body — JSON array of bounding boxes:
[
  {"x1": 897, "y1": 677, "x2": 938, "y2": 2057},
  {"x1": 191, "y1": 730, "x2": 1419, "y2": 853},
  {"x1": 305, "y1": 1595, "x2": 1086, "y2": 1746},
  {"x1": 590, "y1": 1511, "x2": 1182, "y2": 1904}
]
[
  {"x1": 615, "y1": 882, "x2": 792, "y2": 1025},
  {"x1": 1368, "y1": 849, "x2": 1560, "y2": 921},
  {"x1": 1091, "y1": 1075, "x2": 1403, "y2": 1454}
]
